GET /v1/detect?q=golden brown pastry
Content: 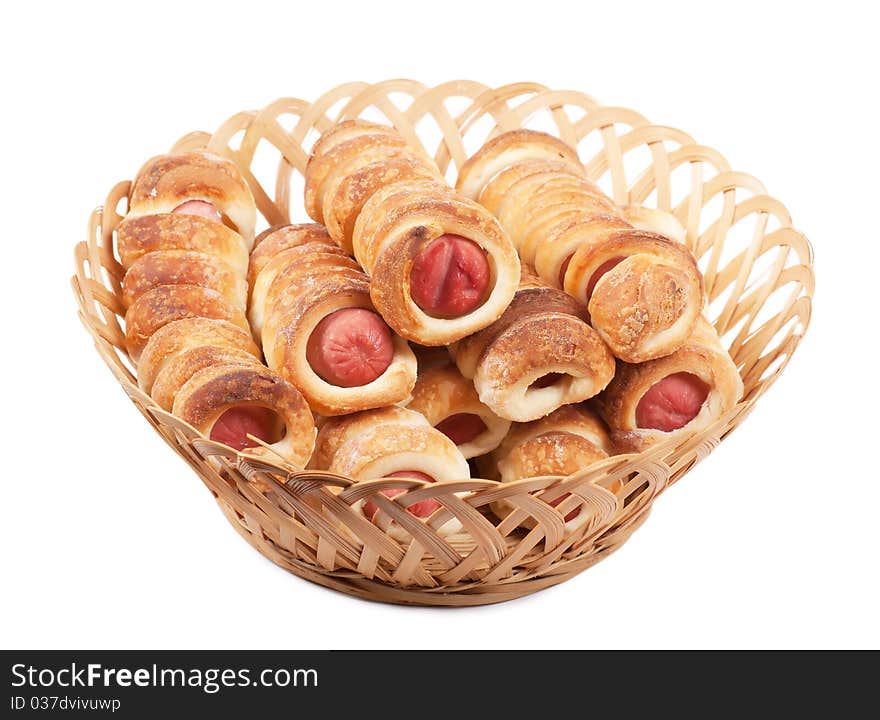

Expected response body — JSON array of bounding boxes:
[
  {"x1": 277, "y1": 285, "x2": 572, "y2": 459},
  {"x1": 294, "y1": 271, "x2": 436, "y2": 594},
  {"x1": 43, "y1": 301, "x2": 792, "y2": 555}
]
[
  {"x1": 117, "y1": 214, "x2": 249, "y2": 279},
  {"x1": 455, "y1": 130, "x2": 586, "y2": 201},
  {"x1": 250, "y1": 224, "x2": 417, "y2": 416},
  {"x1": 304, "y1": 120, "x2": 442, "y2": 252},
  {"x1": 354, "y1": 181, "x2": 522, "y2": 346},
  {"x1": 138, "y1": 318, "x2": 315, "y2": 466},
  {"x1": 598, "y1": 317, "x2": 744, "y2": 451},
  {"x1": 310, "y1": 406, "x2": 471, "y2": 540},
  {"x1": 406, "y1": 364, "x2": 511, "y2": 459},
  {"x1": 450, "y1": 269, "x2": 615, "y2": 422},
  {"x1": 248, "y1": 224, "x2": 353, "y2": 341},
  {"x1": 564, "y1": 228, "x2": 704, "y2": 363},
  {"x1": 486, "y1": 405, "x2": 615, "y2": 530},
  {"x1": 247, "y1": 223, "x2": 329, "y2": 307},
  {"x1": 124, "y1": 284, "x2": 250, "y2": 363},
  {"x1": 305, "y1": 120, "x2": 521, "y2": 346},
  {"x1": 118, "y1": 152, "x2": 257, "y2": 362},
  {"x1": 137, "y1": 317, "x2": 260, "y2": 409},
  {"x1": 121, "y1": 249, "x2": 247, "y2": 311},
  {"x1": 304, "y1": 119, "x2": 416, "y2": 228},
  {"x1": 457, "y1": 129, "x2": 705, "y2": 363},
  {"x1": 126, "y1": 150, "x2": 257, "y2": 249},
  {"x1": 172, "y1": 362, "x2": 315, "y2": 468}
]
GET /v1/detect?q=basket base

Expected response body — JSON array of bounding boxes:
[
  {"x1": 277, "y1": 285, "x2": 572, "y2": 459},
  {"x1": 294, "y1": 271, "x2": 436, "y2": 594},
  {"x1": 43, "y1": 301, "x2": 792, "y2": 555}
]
[{"x1": 222, "y1": 498, "x2": 651, "y2": 607}]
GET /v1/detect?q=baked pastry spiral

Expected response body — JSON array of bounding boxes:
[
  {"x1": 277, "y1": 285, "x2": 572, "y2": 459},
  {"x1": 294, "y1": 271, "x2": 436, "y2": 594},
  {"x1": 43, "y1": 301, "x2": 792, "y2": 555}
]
[
  {"x1": 457, "y1": 130, "x2": 705, "y2": 363},
  {"x1": 304, "y1": 119, "x2": 441, "y2": 251},
  {"x1": 118, "y1": 214, "x2": 249, "y2": 279},
  {"x1": 310, "y1": 406, "x2": 471, "y2": 540},
  {"x1": 598, "y1": 317, "x2": 744, "y2": 452},
  {"x1": 119, "y1": 152, "x2": 315, "y2": 466},
  {"x1": 137, "y1": 316, "x2": 260, "y2": 410},
  {"x1": 406, "y1": 363, "x2": 510, "y2": 459},
  {"x1": 455, "y1": 129, "x2": 585, "y2": 201},
  {"x1": 171, "y1": 361, "x2": 315, "y2": 468},
  {"x1": 118, "y1": 151, "x2": 257, "y2": 361},
  {"x1": 137, "y1": 318, "x2": 314, "y2": 466},
  {"x1": 126, "y1": 150, "x2": 257, "y2": 248},
  {"x1": 249, "y1": 224, "x2": 417, "y2": 416},
  {"x1": 123, "y1": 284, "x2": 251, "y2": 362},
  {"x1": 485, "y1": 404, "x2": 615, "y2": 530},
  {"x1": 450, "y1": 269, "x2": 615, "y2": 422},
  {"x1": 305, "y1": 120, "x2": 521, "y2": 346}
]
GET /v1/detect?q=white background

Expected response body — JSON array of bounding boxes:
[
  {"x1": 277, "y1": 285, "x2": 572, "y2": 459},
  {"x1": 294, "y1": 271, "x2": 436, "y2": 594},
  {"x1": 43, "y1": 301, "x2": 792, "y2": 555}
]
[{"x1": 1, "y1": 0, "x2": 877, "y2": 650}]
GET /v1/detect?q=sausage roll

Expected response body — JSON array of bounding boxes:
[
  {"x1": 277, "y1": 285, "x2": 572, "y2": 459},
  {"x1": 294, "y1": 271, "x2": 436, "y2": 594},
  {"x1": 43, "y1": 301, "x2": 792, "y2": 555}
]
[
  {"x1": 311, "y1": 406, "x2": 471, "y2": 540},
  {"x1": 304, "y1": 120, "x2": 442, "y2": 252},
  {"x1": 455, "y1": 129, "x2": 586, "y2": 201},
  {"x1": 486, "y1": 405, "x2": 615, "y2": 531},
  {"x1": 251, "y1": 224, "x2": 417, "y2": 416},
  {"x1": 450, "y1": 269, "x2": 615, "y2": 422},
  {"x1": 247, "y1": 223, "x2": 355, "y2": 340},
  {"x1": 305, "y1": 120, "x2": 521, "y2": 346},
  {"x1": 564, "y1": 228, "x2": 704, "y2": 363},
  {"x1": 304, "y1": 119, "x2": 417, "y2": 227},
  {"x1": 172, "y1": 362, "x2": 315, "y2": 468},
  {"x1": 137, "y1": 318, "x2": 315, "y2": 466},
  {"x1": 598, "y1": 317, "x2": 744, "y2": 452},
  {"x1": 137, "y1": 317, "x2": 260, "y2": 409},
  {"x1": 121, "y1": 249, "x2": 247, "y2": 311},
  {"x1": 119, "y1": 153, "x2": 315, "y2": 466},
  {"x1": 406, "y1": 364, "x2": 511, "y2": 459},
  {"x1": 126, "y1": 150, "x2": 257, "y2": 249},
  {"x1": 118, "y1": 152, "x2": 256, "y2": 362},
  {"x1": 457, "y1": 129, "x2": 705, "y2": 363}
]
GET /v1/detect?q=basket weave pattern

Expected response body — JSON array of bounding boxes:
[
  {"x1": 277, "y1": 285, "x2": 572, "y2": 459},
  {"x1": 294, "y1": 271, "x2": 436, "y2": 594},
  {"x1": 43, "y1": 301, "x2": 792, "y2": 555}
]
[{"x1": 72, "y1": 81, "x2": 814, "y2": 606}]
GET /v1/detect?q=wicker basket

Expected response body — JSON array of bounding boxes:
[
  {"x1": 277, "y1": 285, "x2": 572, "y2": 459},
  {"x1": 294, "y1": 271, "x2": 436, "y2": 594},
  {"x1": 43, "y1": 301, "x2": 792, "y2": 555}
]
[{"x1": 72, "y1": 80, "x2": 814, "y2": 606}]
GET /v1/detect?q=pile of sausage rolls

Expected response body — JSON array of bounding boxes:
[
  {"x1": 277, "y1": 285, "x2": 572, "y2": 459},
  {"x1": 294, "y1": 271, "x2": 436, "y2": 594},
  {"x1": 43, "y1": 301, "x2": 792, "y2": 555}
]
[{"x1": 119, "y1": 122, "x2": 742, "y2": 538}]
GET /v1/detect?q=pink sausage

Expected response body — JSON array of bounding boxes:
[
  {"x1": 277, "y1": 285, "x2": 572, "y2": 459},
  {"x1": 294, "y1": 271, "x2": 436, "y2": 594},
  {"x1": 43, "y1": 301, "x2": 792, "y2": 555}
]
[
  {"x1": 435, "y1": 413, "x2": 487, "y2": 445},
  {"x1": 306, "y1": 308, "x2": 394, "y2": 387},
  {"x1": 363, "y1": 470, "x2": 439, "y2": 520},
  {"x1": 172, "y1": 199, "x2": 223, "y2": 224},
  {"x1": 210, "y1": 406, "x2": 280, "y2": 450},
  {"x1": 636, "y1": 372, "x2": 710, "y2": 432},
  {"x1": 410, "y1": 234, "x2": 491, "y2": 318}
]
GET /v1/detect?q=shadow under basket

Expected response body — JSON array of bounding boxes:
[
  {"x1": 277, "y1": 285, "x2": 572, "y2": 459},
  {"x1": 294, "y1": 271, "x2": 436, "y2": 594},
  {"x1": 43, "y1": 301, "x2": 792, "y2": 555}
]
[{"x1": 72, "y1": 80, "x2": 814, "y2": 606}]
